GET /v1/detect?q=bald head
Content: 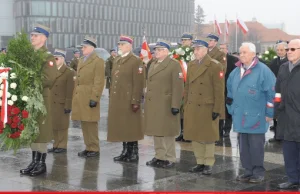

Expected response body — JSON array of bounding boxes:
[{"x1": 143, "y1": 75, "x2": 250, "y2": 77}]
[{"x1": 287, "y1": 39, "x2": 300, "y2": 64}]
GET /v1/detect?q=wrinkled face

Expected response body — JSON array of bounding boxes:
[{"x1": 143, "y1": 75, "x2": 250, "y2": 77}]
[
  {"x1": 118, "y1": 43, "x2": 132, "y2": 55},
  {"x1": 219, "y1": 44, "x2": 228, "y2": 54},
  {"x1": 55, "y1": 56, "x2": 64, "y2": 67},
  {"x1": 287, "y1": 40, "x2": 300, "y2": 64},
  {"x1": 208, "y1": 39, "x2": 217, "y2": 49},
  {"x1": 81, "y1": 45, "x2": 94, "y2": 56},
  {"x1": 30, "y1": 34, "x2": 46, "y2": 48},
  {"x1": 239, "y1": 45, "x2": 256, "y2": 65},
  {"x1": 276, "y1": 44, "x2": 287, "y2": 58},
  {"x1": 154, "y1": 47, "x2": 169, "y2": 60},
  {"x1": 74, "y1": 53, "x2": 80, "y2": 58},
  {"x1": 181, "y1": 39, "x2": 192, "y2": 47},
  {"x1": 193, "y1": 46, "x2": 208, "y2": 60}
]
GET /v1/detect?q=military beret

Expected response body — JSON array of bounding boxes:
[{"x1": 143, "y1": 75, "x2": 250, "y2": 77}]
[
  {"x1": 207, "y1": 33, "x2": 219, "y2": 41},
  {"x1": 118, "y1": 35, "x2": 133, "y2": 44},
  {"x1": 53, "y1": 49, "x2": 66, "y2": 58},
  {"x1": 81, "y1": 36, "x2": 97, "y2": 48},
  {"x1": 192, "y1": 38, "x2": 209, "y2": 48},
  {"x1": 31, "y1": 24, "x2": 51, "y2": 38},
  {"x1": 154, "y1": 39, "x2": 171, "y2": 50}
]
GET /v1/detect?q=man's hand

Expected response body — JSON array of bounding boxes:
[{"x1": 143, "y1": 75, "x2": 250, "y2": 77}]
[
  {"x1": 212, "y1": 112, "x2": 220, "y2": 120},
  {"x1": 266, "y1": 117, "x2": 273, "y2": 122},
  {"x1": 132, "y1": 104, "x2": 140, "y2": 113},
  {"x1": 89, "y1": 100, "x2": 97, "y2": 108},
  {"x1": 171, "y1": 108, "x2": 180, "y2": 115},
  {"x1": 64, "y1": 109, "x2": 71, "y2": 114}
]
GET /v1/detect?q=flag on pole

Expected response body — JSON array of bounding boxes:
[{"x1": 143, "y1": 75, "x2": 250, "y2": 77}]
[
  {"x1": 225, "y1": 19, "x2": 230, "y2": 36},
  {"x1": 237, "y1": 17, "x2": 249, "y2": 34},
  {"x1": 214, "y1": 15, "x2": 222, "y2": 35},
  {"x1": 140, "y1": 35, "x2": 152, "y2": 63}
]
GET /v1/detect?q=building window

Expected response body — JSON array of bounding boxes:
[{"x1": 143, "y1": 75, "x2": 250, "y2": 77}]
[
  {"x1": 64, "y1": 2, "x2": 69, "y2": 17},
  {"x1": 31, "y1": 1, "x2": 45, "y2": 16}
]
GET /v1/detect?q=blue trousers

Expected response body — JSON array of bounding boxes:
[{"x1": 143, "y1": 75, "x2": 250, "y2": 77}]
[
  {"x1": 239, "y1": 133, "x2": 265, "y2": 177},
  {"x1": 283, "y1": 140, "x2": 300, "y2": 184}
]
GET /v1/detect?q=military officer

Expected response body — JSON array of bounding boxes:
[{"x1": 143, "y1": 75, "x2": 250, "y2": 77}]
[
  {"x1": 20, "y1": 24, "x2": 58, "y2": 176},
  {"x1": 70, "y1": 49, "x2": 80, "y2": 71},
  {"x1": 71, "y1": 36, "x2": 105, "y2": 158},
  {"x1": 105, "y1": 48, "x2": 117, "y2": 93},
  {"x1": 184, "y1": 38, "x2": 224, "y2": 175},
  {"x1": 47, "y1": 49, "x2": 75, "y2": 154},
  {"x1": 144, "y1": 40, "x2": 184, "y2": 168},
  {"x1": 207, "y1": 33, "x2": 227, "y2": 138},
  {"x1": 176, "y1": 32, "x2": 193, "y2": 142},
  {"x1": 107, "y1": 35, "x2": 144, "y2": 162}
]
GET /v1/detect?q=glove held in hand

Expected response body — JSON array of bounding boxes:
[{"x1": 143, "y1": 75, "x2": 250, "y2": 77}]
[
  {"x1": 89, "y1": 100, "x2": 97, "y2": 108},
  {"x1": 171, "y1": 108, "x2": 180, "y2": 115},
  {"x1": 212, "y1": 112, "x2": 219, "y2": 120}
]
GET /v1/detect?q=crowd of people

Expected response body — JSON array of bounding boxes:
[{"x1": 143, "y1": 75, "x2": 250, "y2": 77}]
[{"x1": 1, "y1": 23, "x2": 300, "y2": 190}]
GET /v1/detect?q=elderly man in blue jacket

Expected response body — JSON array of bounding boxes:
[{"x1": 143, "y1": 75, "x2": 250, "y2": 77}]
[{"x1": 226, "y1": 42, "x2": 276, "y2": 183}]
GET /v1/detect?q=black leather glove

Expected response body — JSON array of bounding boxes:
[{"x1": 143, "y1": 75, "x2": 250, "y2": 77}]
[
  {"x1": 89, "y1": 100, "x2": 97, "y2": 108},
  {"x1": 171, "y1": 108, "x2": 180, "y2": 116},
  {"x1": 212, "y1": 112, "x2": 219, "y2": 120},
  {"x1": 226, "y1": 97, "x2": 233, "y2": 105},
  {"x1": 64, "y1": 109, "x2": 71, "y2": 114}
]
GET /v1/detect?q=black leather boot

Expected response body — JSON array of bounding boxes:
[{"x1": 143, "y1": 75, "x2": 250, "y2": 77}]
[
  {"x1": 114, "y1": 142, "x2": 128, "y2": 161},
  {"x1": 30, "y1": 152, "x2": 47, "y2": 176},
  {"x1": 20, "y1": 151, "x2": 38, "y2": 175},
  {"x1": 176, "y1": 119, "x2": 184, "y2": 141},
  {"x1": 125, "y1": 142, "x2": 139, "y2": 162}
]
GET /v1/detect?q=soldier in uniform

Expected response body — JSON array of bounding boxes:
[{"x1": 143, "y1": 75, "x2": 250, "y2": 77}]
[
  {"x1": 71, "y1": 36, "x2": 105, "y2": 158},
  {"x1": 107, "y1": 35, "x2": 144, "y2": 162},
  {"x1": 144, "y1": 40, "x2": 184, "y2": 168},
  {"x1": 176, "y1": 32, "x2": 193, "y2": 142},
  {"x1": 105, "y1": 48, "x2": 117, "y2": 93},
  {"x1": 20, "y1": 24, "x2": 58, "y2": 176},
  {"x1": 70, "y1": 49, "x2": 80, "y2": 71},
  {"x1": 207, "y1": 33, "x2": 227, "y2": 139},
  {"x1": 184, "y1": 38, "x2": 224, "y2": 175},
  {"x1": 47, "y1": 49, "x2": 75, "y2": 154}
]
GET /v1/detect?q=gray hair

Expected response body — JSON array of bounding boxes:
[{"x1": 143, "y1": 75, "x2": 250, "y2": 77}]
[
  {"x1": 276, "y1": 42, "x2": 288, "y2": 49},
  {"x1": 240, "y1": 42, "x2": 256, "y2": 53}
]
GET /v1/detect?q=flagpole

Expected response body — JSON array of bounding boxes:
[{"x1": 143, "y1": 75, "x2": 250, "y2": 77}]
[
  {"x1": 213, "y1": 15, "x2": 216, "y2": 33},
  {"x1": 224, "y1": 15, "x2": 226, "y2": 43},
  {"x1": 236, "y1": 13, "x2": 238, "y2": 52}
]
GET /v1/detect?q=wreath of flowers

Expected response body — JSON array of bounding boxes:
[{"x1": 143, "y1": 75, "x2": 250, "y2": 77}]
[{"x1": 170, "y1": 46, "x2": 194, "y2": 63}]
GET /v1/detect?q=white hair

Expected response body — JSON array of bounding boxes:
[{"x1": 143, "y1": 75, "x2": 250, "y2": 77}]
[
  {"x1": 276, "y1": 42, "x2": 288, "y2": 49},
  {"x1": 240, "y1": 42, "x2": 256, "y2": 53}
]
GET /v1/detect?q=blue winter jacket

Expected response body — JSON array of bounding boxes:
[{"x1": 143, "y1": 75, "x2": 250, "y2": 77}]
[{"x1": 226, "y1": 57, "x2": 276, "y2": 134}]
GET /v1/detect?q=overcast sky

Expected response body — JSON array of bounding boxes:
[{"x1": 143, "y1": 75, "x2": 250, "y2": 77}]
[{"x1": 195, "y1": 0, "x2": 300, "y2": 35}]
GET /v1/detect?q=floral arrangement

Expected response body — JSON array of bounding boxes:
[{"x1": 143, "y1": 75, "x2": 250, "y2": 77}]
[
  {"x1": 259, "y1": 48, "x2": 277, "y2": 65},
  {"x1": 170, "y1": 46, "x2": 194, "y2": 63},
  {"x1": 0, "y1": 32, "x2": 47, "y2": 153}
]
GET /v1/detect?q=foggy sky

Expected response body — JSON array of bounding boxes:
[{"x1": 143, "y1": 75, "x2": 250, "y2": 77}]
[{"x1": 195, "y1": 0, "x2": 300, "y2": 35}]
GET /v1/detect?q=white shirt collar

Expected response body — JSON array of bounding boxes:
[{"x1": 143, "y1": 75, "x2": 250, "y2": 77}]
[{"x1": 121, "y1": 52, "x2": 130, "y2": 58}]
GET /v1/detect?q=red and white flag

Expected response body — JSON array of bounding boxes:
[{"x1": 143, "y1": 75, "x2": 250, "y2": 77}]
[
  {"x1": 140, "y1": 36, "x2": 152, "y2": 63},
  {"x1": 225, "y1": 19, "x2": 230, "y2": 36},
  {"x1": 214, "y1": 15, "x2": 222, "y2": 35},
  {"x1": 237, "y1": 17, "x2": 249, "y2": 34}
]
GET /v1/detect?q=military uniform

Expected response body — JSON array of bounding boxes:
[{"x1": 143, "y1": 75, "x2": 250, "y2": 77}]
[
  {"x1": 144, "y1": 40, "x2": 184, "y2": 168},
  {"x1": 20, "y1": 24, "x2": 58, "y2": 177},
  {"x1": 184, "y1": 39, "x2": 224, "y2": 174},
  {"x1": 72, "y1": 36, "x2": 105, "y2": 157},
  {"x1": 105, "y1": 55, "x2": 115, "y2": 91},
  {"x1": 70, "y1": 57, "x2": 79, "y2": 71}
]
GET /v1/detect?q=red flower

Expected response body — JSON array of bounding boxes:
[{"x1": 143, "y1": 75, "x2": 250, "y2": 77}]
[
  {"x1": 7, "y1": 105, "x2": 12, "y2": 112},
  {"x1": 0, "y1": 121, "x2": 3, "y2": 129},
  {"x1": 11, "y1": 122, "x2": 18, "y2": 129},
  {"x1": 12, "y1": 116, "x2": 21, "y2": 124},
  {"x1": 22, "y1": 110, "x2": 29, "y2": 119},
  {"x1": 11, "y1": 107, "x2": 20, "y2": 115},
  {"x1": 173, "y1": 54, "x2": 179, "y2": 59},
  {"x1": 18, "y1": 123, "x2": 24, "y2": 131},
  {"x1": 7, "y1": 117, "x2": 12, "y2": 125}
]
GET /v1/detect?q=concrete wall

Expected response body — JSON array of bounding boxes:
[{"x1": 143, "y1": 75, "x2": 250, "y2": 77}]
[{"x1": 0, "y1": 0, "x2": 15, "y2": 47}]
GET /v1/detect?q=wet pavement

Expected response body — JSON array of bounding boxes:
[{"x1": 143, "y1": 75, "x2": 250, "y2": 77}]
[{"x1": 0, "y1": 89, "x2": 296, "y2": 191}]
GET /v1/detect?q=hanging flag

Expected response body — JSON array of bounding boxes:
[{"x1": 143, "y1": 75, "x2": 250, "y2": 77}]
[
  {"x1": 237, "y1": 17, "x2": 249, "y2": 34},
  {"x1": 225, "y1": 19, "x2": 230, "y2": 36},
  {"x1": 214, "y1": 15, "x2": 222, "y2": 35},
  {"x1": 0, "y1": 68, "x2": 11, "y2": 126},
  {"x1": 140, "y1": 35, "x2": 152, "y2": 64}
]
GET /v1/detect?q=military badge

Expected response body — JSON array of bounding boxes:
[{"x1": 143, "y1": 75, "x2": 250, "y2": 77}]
[
  {"x1": 219, "y1": 71, "x2": 224, "y2": 78},
  {"x1": 138, "y1": 67, "x2": 143, "y2": 74},
  {"x1": 179, "y1": 72, "x2": 184, "y2": 79},
  {"x1": 49, "y1": 61, "x2": 54, "y2": 67}
]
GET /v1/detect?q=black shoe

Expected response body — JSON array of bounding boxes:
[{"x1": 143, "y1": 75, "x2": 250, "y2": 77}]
[
  {"x1": 146, "y1": 158, "x2": 165, "y2": 167},
  {"x1": 114, "y1": 142, "x2": 128, "y2": 161},
  {"x1": 30, "y1": 153, "x2": 47, "y2": 176},
  {"x1": 20, "y1": 151, "x2": 38, "y2": 175},
  {"x1": 47, "y1": 148, "x2": 56, "y2": 153},
  {"x1": 236, "y1": 174, "x2": 252, "y2": 182},
  {"x1": 277, "y1": 182, "x2": 299, "y2": 189},
  {"x1": 249, "y1": 176, "x2": 264, "y2": 183},
  {"x1": 86, "y1": 151, "x2": 100, "y2": 157},
  {"x1": 223, "y1": 131, "x2": 230, "y2": 137},
  {"x1": 162, "y1": 160, "x2": 175, "y2": 168},
  {"x1": 189, "y1": 164, "x2": 205, "y2": 173},
  {"x1": 202, "y1": 165, "x2": 212, "y2": 175},
  {"x1": 124, "y1": 142, "x2": 139, "y2": 162},
  {"x1": 54, "y1": 148, "x2": 67, "y2": 153},
  {"x1": 175, "y1": 134, "x2": 184, "y2": 141},
  {"x1": 268, "y1": 138, "x2": 281, "y2": 143},
  {"x1": 78, "y1": 150, "x2": 88, "y2": 157}
]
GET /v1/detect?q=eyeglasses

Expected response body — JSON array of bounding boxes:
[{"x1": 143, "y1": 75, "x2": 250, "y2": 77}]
[
  {"x1": 55, "y1": 58, "x2": 59, "y2": 60},
  {"x1": 285, "y1": 48, "x2": 300, "y2": 52}
]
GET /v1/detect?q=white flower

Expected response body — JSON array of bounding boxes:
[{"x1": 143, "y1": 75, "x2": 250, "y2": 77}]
[
  {"x1": 0, "y1": 84, "x2": 3, "y2": 90},
  {"x1": 0, "y1": 90, "x2": 2, "y2": 97},
  {"x1": 7, "y1": 100, "x2": 13, "y2": 106},
  {"x1": 191, "y1": 54, "x2": 195, "y2": 61},
  {"x1": 273, "y1": 56, "x2": 278, "y2": 59},
  {"x1": 258, "y1": 55, "x2": 262, "y2": 59},
  {"x1": 265, "y1": 57, "x2": 268, "y2": 61},
  {"x1": 11, "y1": 95, "x2": 17, "y2": 102},
  {"x1": 10, "y1": 83, "x2": 17, "y2": 89},
  {"x1": 7, "y1": 92, "x2": 11, "y2": 98},
  {"x1": 186, "y1": 56, "x2": 191, "y2": 61},
  {"x1": 185, "y1": 47, "x2": 190, "y2": 52},
  {"x1": 22, "y1": 96, "x2": 29, "y2": 102},
  {"x1": 265, "y1": 50, "x2": 269, "y2": 55},
  {"x1": 10, "y1": 73, "x2": 17, "y2": 79}
]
